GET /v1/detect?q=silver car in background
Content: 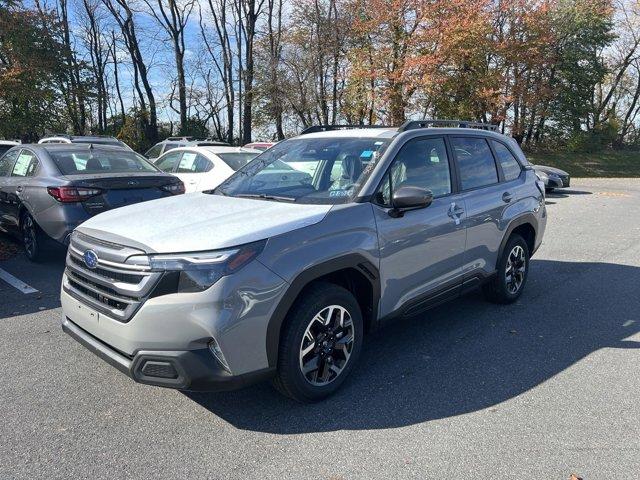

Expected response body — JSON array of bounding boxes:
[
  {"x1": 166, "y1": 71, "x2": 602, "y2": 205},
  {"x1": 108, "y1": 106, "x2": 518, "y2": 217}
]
[{"x1": 0, "y1": 144, "x2": 184, "y2": 261}]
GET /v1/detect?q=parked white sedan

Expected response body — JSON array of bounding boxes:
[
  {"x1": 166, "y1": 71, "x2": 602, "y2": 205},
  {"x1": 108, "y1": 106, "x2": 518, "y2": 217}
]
[{"x1": 153, "y1": 146, "x2": 261, "y2": 193}]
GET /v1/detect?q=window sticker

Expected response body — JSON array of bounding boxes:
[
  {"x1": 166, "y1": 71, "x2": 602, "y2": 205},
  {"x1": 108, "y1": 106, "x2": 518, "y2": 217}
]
[
  {"x1": 360, "y1": 150, "x2": 374, "y2": 158},
  {"x1": 329, "y1": 189, "x2": 350, "y2": 197},
  {"x1": 179, "y1": 153, "x2": 198, "y2": 170},
  {"x1": 12, "y1": 154, "x2": 32, "y2": 176}
]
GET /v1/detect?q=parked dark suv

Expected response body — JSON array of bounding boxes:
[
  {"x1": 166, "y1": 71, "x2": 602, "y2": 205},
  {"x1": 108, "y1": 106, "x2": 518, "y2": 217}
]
[
  {"x1": 61, "y1": 120, "x2": 547, "y2": 402},
  {"x1": 0, "y1": 144, "x2": 184, "y2": 261}
]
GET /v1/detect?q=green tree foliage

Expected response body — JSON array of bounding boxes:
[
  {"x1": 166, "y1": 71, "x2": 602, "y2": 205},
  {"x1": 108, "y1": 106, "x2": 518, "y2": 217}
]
[{"x1": 0, "y1": 2, "x2": 69, "y2": 140}]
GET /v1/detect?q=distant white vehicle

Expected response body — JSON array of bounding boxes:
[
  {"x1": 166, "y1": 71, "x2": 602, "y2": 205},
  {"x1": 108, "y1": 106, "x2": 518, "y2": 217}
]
[
  {"x1": 0, "y1": 140, "x2": 19, "y2": 157},
  {"x1": 144, "y1": 138, "x2": 231, "y2": 161},
  {"x1": 153, "y1": 146, "x2": 261, "y2": 193}
]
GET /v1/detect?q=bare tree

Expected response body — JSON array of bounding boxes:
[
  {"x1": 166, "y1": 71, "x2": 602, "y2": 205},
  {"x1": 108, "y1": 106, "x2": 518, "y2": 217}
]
[
  {"x1": 143, "y1": 0, "x2": 195, "y2": 134},
  {"x1": 102, "y1": 0, "x2": 159, "y2": 143}
]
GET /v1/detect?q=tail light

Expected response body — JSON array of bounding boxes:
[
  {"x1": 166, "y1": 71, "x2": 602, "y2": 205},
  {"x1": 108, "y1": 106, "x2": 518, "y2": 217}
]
[
  {"x1": 161, "y1": 181, "x2": 185, "y2": 195},
  {"x1": 47, "y1": 186, "x2": 102, "y2": 203}
]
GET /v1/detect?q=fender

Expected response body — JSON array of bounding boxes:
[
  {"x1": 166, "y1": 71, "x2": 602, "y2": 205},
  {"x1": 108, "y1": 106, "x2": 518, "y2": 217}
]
[
  {"x1": 265, "y1": 253, "x2": 380, "y2": 367},
  {"x1": 496, "y1": 213, "x2": 539, "y2": 267}
]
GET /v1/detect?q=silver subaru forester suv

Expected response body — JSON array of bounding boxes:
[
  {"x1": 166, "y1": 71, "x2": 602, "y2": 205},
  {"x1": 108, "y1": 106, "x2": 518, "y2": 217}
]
[{"x1": 61, "y1": 120, "x2": 547, "y2": 402}]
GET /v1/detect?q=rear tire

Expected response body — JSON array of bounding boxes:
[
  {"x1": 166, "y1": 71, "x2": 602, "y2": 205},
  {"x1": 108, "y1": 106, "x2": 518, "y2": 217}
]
[
  {"x1": 483, "y1": 234, "x2": 530, "y2": 304},
  {"x1": 21, "y1": 212, "x2": 45, "y2": 262},
  {"x1": 273, "y1": 282, "x2": 363, "y2": 403}
]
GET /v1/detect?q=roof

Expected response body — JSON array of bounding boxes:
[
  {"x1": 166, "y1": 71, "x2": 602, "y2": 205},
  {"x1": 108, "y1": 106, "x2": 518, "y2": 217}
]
[
  {"x1": 299, "y1": 128, "x2": 398, "y2": 139},
  {"x1": 163, "y1": 146, "x2": 261, "y2": 156},
  {"x1": 0, "y1": 140, "x2": 19, "y2": 146},
  {"x1": 30, "y1": 143, "x2": 134, "y2": 153}
]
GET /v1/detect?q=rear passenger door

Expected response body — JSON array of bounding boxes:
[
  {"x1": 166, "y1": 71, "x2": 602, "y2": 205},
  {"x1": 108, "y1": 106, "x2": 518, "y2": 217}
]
[
  {"x1": 373, "y1": 136, "x2": 467, "y2": 318},
  {"x1": 0, "y1": 149, "x2": 19, "y2": 231},
  {"x1": 4, "y1": 149, "x2": 39, "y2": 231},
  {"x1": 174, "y1": 151, "x2": 212, "y2": 192},
  {"x1": 451, "y1": 136, "x2": 513, "y2": 280}
]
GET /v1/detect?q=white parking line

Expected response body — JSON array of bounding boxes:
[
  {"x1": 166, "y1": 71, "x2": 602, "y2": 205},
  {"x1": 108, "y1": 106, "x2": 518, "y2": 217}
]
[{"x1": 0, "y1": 267, "x2": 39, "y2": 294}]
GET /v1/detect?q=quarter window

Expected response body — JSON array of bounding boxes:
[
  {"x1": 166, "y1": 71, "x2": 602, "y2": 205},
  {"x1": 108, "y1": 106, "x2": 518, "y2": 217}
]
[
  {"x1": 491, "y1": 141, "x2": 522, "y2": 181},
  {"x1": 375, "y1": 137, "x2": 452, "y2": 205},
  {"x1": 451, "y1": 137, "x2": 498, "y2": 190}
]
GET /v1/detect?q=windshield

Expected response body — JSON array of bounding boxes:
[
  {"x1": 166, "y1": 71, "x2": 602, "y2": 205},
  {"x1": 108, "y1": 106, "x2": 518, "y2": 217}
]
[
  {"x1": 214, "y1": 137, "x2": 391, "y2": 204},
  {"x1": 51, "y1": 149, "x2": 159, "y2": 175},
  {"x1": 216, "y1": 152, "x2": 260, "y2": 170}
]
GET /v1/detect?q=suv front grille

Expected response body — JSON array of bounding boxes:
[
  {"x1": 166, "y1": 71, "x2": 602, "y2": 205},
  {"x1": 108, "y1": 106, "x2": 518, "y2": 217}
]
[
  {"x1": 64, "y1": 234, "x2": 162, "y2": 323},
  {"x1": 69, "y1": 255, "x2": 144, "y2": 284}
]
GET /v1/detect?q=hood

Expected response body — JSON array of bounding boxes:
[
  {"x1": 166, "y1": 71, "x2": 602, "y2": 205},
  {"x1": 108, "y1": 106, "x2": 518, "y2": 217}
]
[
  {"x1": 533, "y1": 165, "x2": 568, "y2": 176},
  {"x1": 77, "y1": 193, "x2": 332, "y2": 253}
]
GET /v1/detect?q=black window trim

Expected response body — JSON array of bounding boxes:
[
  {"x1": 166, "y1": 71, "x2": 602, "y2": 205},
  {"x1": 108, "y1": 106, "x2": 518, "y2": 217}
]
[
  {"x1": 448, "y1": 135, "x2": 501, "y2": 193},
  {"x1": 371, "y1": 134, "x2": 458, "y2": 208}
]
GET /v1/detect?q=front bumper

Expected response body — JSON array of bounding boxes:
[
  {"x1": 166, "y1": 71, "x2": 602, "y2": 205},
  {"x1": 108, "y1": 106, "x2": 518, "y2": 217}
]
[{"x1": 62, "y1": 317, "x2": 274, "y2": 391}]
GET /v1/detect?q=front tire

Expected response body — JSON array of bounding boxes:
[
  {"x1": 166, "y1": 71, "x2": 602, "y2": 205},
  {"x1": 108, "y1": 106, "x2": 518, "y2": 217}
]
[
  {"x1": 483, "y1": 234, "x2": 530, "y2": 304},
  {"x1": 21, "y1": 213, "x2": 45, "y2": 262},
  {"x1": 273, "y1": 282, "x2": 363, "y2": 402}
]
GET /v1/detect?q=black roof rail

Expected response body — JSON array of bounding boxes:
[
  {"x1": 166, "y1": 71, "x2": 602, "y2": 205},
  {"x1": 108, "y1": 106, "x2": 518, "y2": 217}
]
[
  {"x1": 299, "y1": 124, "x2": 393, "y2": 135},
  {"x1": 397, "y1": 119, "x2": 498, "y2": 132}
]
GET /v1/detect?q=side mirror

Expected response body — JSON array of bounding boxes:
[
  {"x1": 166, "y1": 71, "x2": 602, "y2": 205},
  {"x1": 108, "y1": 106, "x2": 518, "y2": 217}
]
[{"x1": 390, "y1": 186, "x2": 433, "y2": 217}]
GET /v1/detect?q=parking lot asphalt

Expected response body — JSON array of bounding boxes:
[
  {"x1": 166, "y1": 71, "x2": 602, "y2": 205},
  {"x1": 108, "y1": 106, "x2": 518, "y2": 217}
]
[{"x1": 1, "y1": 178, "x2": 639, "y2": 480}]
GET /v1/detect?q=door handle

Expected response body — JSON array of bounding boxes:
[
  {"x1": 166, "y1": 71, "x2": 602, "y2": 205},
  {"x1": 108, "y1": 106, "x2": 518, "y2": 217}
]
[
  {"x1": 502, "y1": 192, "x2": 513, "y2": 203},
  {"x1": 448, "y1": 203, "x2": 464, "y2": 217},
  {"x1": 448, "y1": 203, "x2": 464, "y2": 225}
]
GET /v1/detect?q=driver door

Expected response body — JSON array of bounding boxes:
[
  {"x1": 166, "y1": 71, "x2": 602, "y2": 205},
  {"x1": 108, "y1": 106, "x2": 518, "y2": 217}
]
[{"x1": 373, "y1": 136, "x2": 467, "y2": 318}]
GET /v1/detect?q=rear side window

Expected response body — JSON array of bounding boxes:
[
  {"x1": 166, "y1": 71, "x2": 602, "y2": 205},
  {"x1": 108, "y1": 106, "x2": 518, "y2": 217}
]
[
  {"x1": 12, "y1": 150, "x2": 38, "y2": 177},
  {"x1": 50, "y1": 150, "x2": 158, "y2": 175},
  {"x1": 176, "y1": 152, "x2": 212, "y2": 173},
  {"x1": 0, "y1": 149, "x2": 18, "y2": 176},
  {"x1": 492, "y1": 141, "x2": 522, "y2": 181},
  {"x1": 0, "y1": 145, "x2": 13, "y2": 156},
  {"x1": 216, "y1": 152, "x2": 259, "y2": 170},
  {"x1": 451, "y1": 137, "x2": 498, "y2": 190}
]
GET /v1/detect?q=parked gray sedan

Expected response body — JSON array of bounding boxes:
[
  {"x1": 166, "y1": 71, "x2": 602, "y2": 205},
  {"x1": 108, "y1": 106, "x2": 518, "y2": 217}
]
[{"x1": 0, "y1": 144, "x2": 185, "y2": 261}]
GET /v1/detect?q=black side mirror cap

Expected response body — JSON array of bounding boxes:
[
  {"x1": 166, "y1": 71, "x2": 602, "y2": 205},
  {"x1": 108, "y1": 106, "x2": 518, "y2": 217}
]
[{"x1": 389, "y1": 186, "x2": 433, "y2": 217}]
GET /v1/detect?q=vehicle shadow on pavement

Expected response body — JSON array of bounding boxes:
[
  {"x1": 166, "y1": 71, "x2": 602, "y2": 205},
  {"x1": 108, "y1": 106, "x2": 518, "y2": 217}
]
[
  {"x1": 185, "y1": 259, "x2": 640, "y2": 433},
  {"x1": 547, "y1": 189, "x2": 592, "y2": 198}
]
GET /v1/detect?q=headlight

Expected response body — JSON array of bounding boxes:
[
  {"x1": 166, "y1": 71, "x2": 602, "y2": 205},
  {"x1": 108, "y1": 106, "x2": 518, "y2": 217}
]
[{"x1": 144, "y1": 240, "x2": 266, "y2": 293}]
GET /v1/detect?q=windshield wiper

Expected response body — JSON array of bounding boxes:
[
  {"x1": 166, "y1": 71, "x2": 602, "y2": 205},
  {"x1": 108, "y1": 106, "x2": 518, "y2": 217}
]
[{"x1": 235, "y1": 193, "x2": 296, "y2": 202}]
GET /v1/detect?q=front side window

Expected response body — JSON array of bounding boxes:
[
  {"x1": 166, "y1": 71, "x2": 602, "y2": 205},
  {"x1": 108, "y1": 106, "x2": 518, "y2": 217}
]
[
  {"x1": 155, "y1": 152, "x2": 182, "y2": 172},
  {"x1": 451, "y1": 137, "x2": 498, "y2": 190},
  {"x1": 215, "y1": 136, "x2": 391, "y2": 204},
  {"x1": 12, "y1": 150, "x2": 38, "y2": 177},
  {"x1": 491, "y1": 140, "x2": 522, "y2": 181},
  {"x1": 375, "y1": 137, "x2": 452, "y2": 206},
  {"x1": 50, "y1": 149, "x2": 158, "y2": 175},
  {"x1": 0, "y1": 149, "x2": 18, "y2": 176}
]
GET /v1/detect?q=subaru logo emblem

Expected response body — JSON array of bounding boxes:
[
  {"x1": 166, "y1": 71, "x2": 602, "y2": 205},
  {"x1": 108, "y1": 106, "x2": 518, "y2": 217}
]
[{"x1": 83, "y1": 250, "x2": 98, "y2": 269}]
